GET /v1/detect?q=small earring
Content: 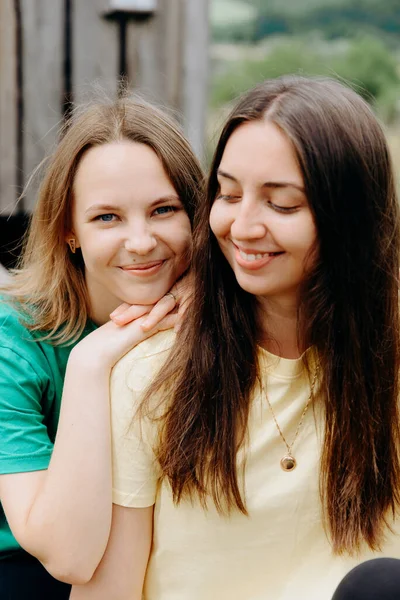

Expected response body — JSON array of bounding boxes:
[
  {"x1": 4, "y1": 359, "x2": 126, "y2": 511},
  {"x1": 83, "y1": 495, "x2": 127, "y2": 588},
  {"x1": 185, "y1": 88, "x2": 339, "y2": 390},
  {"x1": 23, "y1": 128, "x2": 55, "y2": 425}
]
[{"x1": 67, "y1": 238, "x2": 76, "y2": 254}]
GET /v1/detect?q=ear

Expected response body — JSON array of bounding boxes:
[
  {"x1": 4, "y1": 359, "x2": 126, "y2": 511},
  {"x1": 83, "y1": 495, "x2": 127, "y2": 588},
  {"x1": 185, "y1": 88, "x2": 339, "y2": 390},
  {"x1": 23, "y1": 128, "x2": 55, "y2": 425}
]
[{"x1": 65, "y1": 231, "x2": 81, "y2": 254}]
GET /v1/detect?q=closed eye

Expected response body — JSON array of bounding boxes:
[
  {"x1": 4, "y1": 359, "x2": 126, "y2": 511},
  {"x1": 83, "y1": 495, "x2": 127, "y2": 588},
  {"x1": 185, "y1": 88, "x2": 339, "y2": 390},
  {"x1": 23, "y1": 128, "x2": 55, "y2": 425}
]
[
  {"x1": 216, "y1": 194, "x2": 241, "y2": 202},
  {"x1": 268, "y1": 201, "x2": 300, "y2": 214}
]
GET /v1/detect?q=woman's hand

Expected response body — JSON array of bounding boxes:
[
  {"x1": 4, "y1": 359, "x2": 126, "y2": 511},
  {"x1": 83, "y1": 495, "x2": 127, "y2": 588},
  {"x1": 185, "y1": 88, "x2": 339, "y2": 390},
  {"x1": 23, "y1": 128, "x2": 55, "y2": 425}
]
[
  {"x1": 109, "y1": 272, "x2": 193, "y2": 331},
  {"x1": 70, "y1": 311, "x2": 177, "y2": 371}
]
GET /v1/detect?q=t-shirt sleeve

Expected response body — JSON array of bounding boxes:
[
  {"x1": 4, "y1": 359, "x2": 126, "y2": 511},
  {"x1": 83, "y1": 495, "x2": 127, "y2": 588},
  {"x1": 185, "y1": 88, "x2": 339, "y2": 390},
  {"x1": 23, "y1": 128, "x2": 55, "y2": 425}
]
[
  {"x1": 110, "y1": 332, "x2": 174, "y2": 508},
  {"x1": 0, "y1": 345, "x2": 53, "y2": 474}
]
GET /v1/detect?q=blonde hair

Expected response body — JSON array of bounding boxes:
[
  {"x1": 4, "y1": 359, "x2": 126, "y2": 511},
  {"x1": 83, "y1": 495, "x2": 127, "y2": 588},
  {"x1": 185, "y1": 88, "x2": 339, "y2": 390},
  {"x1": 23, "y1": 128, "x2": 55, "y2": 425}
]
[{"x1": 2, "y1": 97, "x2": 204, "y2": 344}]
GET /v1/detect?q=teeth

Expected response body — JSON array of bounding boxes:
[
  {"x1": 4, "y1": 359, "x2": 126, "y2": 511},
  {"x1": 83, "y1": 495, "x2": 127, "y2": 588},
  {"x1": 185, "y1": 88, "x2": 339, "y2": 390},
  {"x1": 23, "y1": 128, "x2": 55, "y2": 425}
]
[{"x1": 239, "y1": 250, "x2": 267, "y2": 261}]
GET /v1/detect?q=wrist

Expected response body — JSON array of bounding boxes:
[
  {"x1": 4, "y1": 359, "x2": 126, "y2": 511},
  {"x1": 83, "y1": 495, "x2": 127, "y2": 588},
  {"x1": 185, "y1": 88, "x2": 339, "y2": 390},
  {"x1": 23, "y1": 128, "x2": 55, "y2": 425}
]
[{"x1": 68, "y1": 345, "x2": 113, "y2": 375}]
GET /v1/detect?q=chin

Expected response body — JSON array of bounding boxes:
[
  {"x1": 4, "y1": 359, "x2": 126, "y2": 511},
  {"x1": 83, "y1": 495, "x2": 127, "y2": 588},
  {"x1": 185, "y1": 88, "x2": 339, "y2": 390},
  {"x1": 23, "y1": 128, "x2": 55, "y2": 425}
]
[
  {"x1": 237, "y1": 281, "x2": 282, "y2": 298},
  {"x1": 122, "y1": 289, "x2": 168, "y2": 306}
]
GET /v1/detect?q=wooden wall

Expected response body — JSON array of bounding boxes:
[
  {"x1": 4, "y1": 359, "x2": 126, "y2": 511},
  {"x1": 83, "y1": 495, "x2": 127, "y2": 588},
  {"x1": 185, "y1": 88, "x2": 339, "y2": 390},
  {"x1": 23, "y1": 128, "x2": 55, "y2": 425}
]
[{"x1": 0, "y1": 0, "x2": 209, "y2": 217}]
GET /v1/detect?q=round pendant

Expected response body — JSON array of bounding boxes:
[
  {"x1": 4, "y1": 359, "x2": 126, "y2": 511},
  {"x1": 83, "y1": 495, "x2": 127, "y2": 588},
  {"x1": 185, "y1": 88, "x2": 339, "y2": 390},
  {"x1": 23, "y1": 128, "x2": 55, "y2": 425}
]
[{"x1": 280, "y1": 455, "x2": 297, "y2": 471}]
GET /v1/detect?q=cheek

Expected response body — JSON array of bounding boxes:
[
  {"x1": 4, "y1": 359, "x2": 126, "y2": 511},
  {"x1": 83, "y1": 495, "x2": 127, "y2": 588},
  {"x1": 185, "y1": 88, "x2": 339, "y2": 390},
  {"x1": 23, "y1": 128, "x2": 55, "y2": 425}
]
[
  {"x1": 176, "y1": 231, "x2": 192, "y2": 260},
  {"x1": 170, "y1": 216, "x2": 192, "y2": 256},
  {"x1": 209, "y1": 201, "x2": 229, "y2": 239},
  {"x1": 79, "y1": 231, "x2": 118, "y2": 268},
  {"x1": 278, "y1": 215, "x2": 317, "y2": 257},
  {"x1": 297, "y1": 219, "x2": 317, "y2": 258}
]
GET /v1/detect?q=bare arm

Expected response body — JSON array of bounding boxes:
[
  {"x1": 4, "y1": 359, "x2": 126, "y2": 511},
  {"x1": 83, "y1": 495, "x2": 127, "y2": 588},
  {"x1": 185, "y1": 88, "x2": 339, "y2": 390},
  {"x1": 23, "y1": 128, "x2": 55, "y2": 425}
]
[
  {"x1": 0, "y1": 308, "x2": 173, "y2": 584},
  {"x1": 70, "y1": 504, "x2": 153, "y2": 599}
]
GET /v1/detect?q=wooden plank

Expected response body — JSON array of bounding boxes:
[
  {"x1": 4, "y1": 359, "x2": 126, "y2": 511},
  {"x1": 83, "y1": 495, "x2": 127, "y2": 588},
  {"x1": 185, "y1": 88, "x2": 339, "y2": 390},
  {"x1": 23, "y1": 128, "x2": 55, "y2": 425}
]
[
  {"x1": 73, "y1": 0, "x2": 119, "y2": 104},
  {"x1": 125, "y1": 0, "x2": 183, "y2": 109},
  {"x1": 126, "y1": 20, "x2": 162, "y2": 101},
  {"x1": 162, "y1": 0, "x2": 184, "y2": 111},
  {"x1": 22, "y1": 0, "x2": 64, "y2": 211},
  {"x1": 182, "y1": 0, "x2": 210, "y2": 159},
  {"x1": 125, "y1": 0, "x2": 209, "y2": 158},
  {"x1": 0, "y1": 0, "x2": 17, "y2": 215}
]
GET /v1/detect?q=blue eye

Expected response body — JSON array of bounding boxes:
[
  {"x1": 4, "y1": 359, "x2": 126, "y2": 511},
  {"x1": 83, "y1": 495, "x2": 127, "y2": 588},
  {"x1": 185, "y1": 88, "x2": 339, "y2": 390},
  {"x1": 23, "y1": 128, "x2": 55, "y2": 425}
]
[
  {"x1": 153, "y1": 206, "x2": 177, "y2": 216},
  {"x1": 96, "y1": 213, "x2": 116, "y2": 222}
]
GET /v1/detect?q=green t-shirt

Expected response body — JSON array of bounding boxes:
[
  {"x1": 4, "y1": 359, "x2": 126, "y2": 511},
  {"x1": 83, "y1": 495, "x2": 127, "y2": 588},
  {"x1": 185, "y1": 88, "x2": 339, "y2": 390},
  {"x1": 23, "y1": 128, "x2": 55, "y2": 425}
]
[{"x1": 0, "y1": 297, "x2": 97, "y2": 559}]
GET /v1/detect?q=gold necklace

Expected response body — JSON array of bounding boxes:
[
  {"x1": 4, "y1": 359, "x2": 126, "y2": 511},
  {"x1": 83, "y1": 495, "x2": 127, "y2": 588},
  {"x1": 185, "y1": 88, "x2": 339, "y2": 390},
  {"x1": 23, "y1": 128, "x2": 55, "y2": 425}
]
[{"x1": 264, "y1": 366, "x2": 319, "y2": 472}]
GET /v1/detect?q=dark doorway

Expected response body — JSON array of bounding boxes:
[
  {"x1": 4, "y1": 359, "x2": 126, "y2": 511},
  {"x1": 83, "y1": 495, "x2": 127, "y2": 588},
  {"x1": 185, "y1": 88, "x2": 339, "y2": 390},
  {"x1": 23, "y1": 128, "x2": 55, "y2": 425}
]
[{"x1": 0, "y1": 215, "x2": 29, "y2": 269}]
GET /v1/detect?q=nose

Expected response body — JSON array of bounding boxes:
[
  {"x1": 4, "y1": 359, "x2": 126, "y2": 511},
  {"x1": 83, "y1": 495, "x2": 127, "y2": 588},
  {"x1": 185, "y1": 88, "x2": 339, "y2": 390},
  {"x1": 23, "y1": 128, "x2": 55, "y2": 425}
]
[
  {"x1": 124, "y1": 221, "x2": 157, "y2": 255},
  {"x1": 230, "y1": 198, "x2": 266, "y2": 241}
]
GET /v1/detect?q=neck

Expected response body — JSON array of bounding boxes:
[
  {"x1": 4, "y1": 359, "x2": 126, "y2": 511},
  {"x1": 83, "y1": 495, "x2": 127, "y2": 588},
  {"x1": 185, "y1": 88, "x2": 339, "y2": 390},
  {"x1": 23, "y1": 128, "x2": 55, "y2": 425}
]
[
  {"x1": 85, "y1": 277, "x2": 122, "y2": 326},
  {"x1": 257, "y1": 295, "x2": 302, "y2": 359}
]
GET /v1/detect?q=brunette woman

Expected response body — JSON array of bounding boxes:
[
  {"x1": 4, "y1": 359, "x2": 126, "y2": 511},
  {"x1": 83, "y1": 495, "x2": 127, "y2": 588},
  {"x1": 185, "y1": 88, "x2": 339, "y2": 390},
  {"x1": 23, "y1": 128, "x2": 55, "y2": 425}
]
[
  {"x1": 0, "y1": 97, "x2": 203, "y2": 598},
  {"x1": 73, "y1": 76, "x2": 400, "y2": 600}
]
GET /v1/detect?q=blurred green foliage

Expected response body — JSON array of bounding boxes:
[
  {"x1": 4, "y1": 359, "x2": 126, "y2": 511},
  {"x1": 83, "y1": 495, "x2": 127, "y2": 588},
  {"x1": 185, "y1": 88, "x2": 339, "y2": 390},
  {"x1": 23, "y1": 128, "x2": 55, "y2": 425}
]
[
  {"x1": 212, "y1": 0, "x2": 400, "y2": 43},
  {"x1": 330, "y1": 36, "x2": 400, "y2": 100},
  {"x1": 211, "y1": 0, "x2": 258, "y2": 41},
  {"x1": 253, "y1": 0, "x2": 400, "y2": 42},
  {"x1": 211, "y1": 0, "x2": 400, "y2": 123},
  {"x1": 212, "y1": 40, "x2": 323, "y2": 107}
]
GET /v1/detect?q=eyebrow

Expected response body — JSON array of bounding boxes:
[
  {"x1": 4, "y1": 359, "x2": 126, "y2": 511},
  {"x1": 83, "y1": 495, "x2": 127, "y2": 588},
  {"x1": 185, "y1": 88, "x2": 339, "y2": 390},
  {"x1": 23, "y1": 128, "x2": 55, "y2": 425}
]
[
  {"x1": 217, "y1": 169, "x2": 305, "y2": 193},
  {"x1": 84, "y1": 204, "x2": 117, "y2": 215},
  {"x1": 84, "y1": 195, "x2": 181, "y2": 215}
]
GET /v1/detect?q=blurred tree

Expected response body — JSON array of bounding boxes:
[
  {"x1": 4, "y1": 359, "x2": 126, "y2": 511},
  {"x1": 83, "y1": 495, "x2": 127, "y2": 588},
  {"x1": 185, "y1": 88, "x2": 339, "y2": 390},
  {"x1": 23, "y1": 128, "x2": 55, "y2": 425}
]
[
  {"x1": 211, "y1": 35, "x2": 400, "y2": 122},
  {"x1": 212, "y1": 0, "x2": 400, "y2": 43},
  {"x1": 211, "y1": 0, "x2": 257, "y2": 41},
  {"x1": 211, "y1": 40, "x2": 324, "y2": 106},
  {"x1": 331, "y1": 35, "x2": 400, "y2": 101}
]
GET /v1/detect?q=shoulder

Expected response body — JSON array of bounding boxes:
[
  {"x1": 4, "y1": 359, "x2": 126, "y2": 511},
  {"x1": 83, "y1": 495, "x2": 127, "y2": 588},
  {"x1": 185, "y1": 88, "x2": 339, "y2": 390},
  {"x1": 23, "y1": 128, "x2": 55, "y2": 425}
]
[
  {"x1": 112, "y1": 330, "x2": 176, "y2": 394},
  {"x1": 0, "y1": 295, "x2": 27, "y2": 327},
  {"x1": 0, "y1": 299, "x2": 46, "y2": 389},
  {"x1": 0, "y1": 297, "x2": 36, "y2": 352},
  {"x1": 0, "y1": 297, "x2": 62, "y2": 384},
  {"x1": 110, "y1": 332, "x2": 175, "y2": 507},
  {"x1": 110, "y1": 330, "x2": 176, "y2": 431}
]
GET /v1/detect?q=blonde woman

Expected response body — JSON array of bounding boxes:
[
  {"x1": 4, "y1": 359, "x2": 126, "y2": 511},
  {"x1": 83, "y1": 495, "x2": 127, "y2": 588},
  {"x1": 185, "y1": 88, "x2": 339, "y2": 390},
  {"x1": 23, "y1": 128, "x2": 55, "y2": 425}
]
[{"x1": 0, "y1": 98, "x2": 203, "y2": 599}]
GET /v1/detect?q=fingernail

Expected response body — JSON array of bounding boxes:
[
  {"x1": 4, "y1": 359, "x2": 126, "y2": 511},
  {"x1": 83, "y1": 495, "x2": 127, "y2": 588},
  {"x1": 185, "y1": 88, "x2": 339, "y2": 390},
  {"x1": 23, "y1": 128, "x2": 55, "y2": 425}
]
[
  {"x1": 141, "y1": 319, "x2": 150, "y2": 330},
  {"x1": 111, "y1": 314, "x2": 123, "y2": 322}
]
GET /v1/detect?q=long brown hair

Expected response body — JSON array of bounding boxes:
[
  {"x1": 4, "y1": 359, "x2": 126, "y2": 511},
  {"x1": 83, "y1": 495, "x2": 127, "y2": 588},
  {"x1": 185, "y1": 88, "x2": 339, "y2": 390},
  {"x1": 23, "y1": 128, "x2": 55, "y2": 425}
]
[
  {"x1": 146, "y1": 76, "x2": 400, "y2": 554},
  {"x1": 2, "y1": 96, "x2": 204, "y2": 343}
]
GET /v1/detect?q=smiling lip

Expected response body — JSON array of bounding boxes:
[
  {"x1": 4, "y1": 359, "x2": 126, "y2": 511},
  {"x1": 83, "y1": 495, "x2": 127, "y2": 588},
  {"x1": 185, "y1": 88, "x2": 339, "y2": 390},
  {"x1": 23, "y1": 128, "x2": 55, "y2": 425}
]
[
  {"x1": 119, "y1": 260, "x2": 165, "y2": 277},
  {"x1": 232, "y1": 243, "x2": 284, "y2": 271}
]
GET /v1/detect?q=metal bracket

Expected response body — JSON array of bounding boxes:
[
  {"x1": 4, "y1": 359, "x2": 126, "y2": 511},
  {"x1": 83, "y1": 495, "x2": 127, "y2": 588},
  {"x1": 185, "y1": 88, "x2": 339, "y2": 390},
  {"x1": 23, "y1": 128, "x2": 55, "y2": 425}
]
[{"x1": 103, "y1": 0, "x2": 157, "y2": 21}]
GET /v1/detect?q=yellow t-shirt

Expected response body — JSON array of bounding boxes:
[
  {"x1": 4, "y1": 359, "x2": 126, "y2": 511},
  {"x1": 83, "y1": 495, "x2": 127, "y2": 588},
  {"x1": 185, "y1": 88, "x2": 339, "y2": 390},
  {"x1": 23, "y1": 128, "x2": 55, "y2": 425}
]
[{"x1": 110, "y1": 330, "x2": 400, "y2": 600}]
